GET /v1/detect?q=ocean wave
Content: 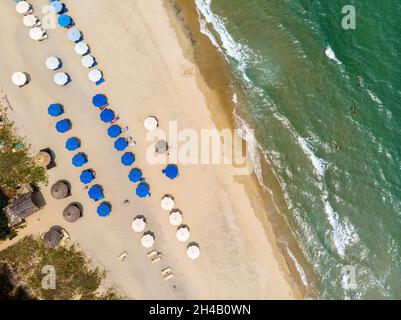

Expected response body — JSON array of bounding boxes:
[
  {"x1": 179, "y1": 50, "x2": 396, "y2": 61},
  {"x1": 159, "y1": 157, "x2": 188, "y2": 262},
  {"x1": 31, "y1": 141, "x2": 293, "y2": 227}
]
[
  {"x1": 287, "y1": 248, "x2": 309, "y2": 288},
  {"x1": 323, "y1": 197, "x2": 359, "y2": 257},
  {"x1": 195, "y1": 0, "x2": 252, "y2": 83},
  {"x1": 297, "y1": 136, "x2": 327, "y2": 177},
  {"x1": 232, "y1": 106, "x2": 262, "y2": 181},
  {"x1": 324, "y1": 46, "x2": 341, "y2": 65}
]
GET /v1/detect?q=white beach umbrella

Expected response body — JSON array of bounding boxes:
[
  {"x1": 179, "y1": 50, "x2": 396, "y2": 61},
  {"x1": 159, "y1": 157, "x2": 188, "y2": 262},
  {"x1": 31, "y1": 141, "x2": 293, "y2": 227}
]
[
  {"x1": 67, "y1": 28, "x2": 82, "y2": 42},
  {"x1": 23, "y1": 14, "x2": 38, "y2": 27},
  {"x1": 161, "y1": 195, "x2": 175, "y2": 211},
  {"x1": 169, "y1": 210, "x2": 183, "y2": 226},
  {"x1": 16, "y1": 1, "x2": 31, "y2": 14},
  {"x1": 11, "y1": 72, "x2": 28, "y2": 87},
  {"x1": 141, "y1": 233, "x2": 155, "y2": 248},
  {"x1": 88, "y1": 69, "x2": 102, "y2": 83},
  {"x1": 74, "y1": 42, "x2": 89, "y2": 55},
  {"x1": 29, "y1": 27, "x2": 44, "y2": 41},
  {"x1": 81, "y1": 55, "x2": 95, "y2": 68},
  {"x1": 144, "y1": 116, "x2": 158, "y2": 131},
  {"x1": 131, "y1": 217, "x2": 146, "y2": 233},
  {"x1": 45, "y1": 56, "x2": 61, "y2": 70},
  {"x1": 54, "y1": 72, "x2": 68, "y2": 86},
  {"x1": 176, "y1": 226, "x2": 190, "y2": 242},
  {"x1": 187, "y1": 244, "x2": 200, "y2": 260}
]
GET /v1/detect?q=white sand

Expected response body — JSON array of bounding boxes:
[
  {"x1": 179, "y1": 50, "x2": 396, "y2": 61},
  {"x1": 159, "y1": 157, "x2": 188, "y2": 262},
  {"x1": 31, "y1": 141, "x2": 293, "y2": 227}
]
[{"x1": 0, "y1": 0, "x2": 296, "y2": 299}]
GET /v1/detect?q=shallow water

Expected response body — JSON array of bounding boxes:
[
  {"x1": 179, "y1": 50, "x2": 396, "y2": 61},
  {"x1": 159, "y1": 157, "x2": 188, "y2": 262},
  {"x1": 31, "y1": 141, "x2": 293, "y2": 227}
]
[{"x1": 195, "y1": 0, "x2": 401, "y2": 299}]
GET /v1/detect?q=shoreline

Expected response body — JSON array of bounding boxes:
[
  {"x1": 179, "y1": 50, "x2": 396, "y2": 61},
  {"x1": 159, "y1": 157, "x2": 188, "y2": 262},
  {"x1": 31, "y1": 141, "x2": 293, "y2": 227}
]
[
  {"x1": 164, "y1": 0, "x2": 316, "y2": 298},
  {"x1": 1, "y1": 0, "x2": 305, "y2": 299}
]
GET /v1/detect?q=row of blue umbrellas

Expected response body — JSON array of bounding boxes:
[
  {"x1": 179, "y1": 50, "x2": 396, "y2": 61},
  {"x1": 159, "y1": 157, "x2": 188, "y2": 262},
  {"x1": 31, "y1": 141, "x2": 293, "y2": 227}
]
[
  {"x1": 91, "y1": 93, "x2": 151, "y2": 197},
  {"x1": 47, "y1": 100, "x2": 112, "y2": 217}
]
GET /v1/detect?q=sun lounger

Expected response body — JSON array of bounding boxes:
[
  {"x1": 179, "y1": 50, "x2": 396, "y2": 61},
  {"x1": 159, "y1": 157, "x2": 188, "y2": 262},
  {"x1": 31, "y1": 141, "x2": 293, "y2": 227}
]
[
  {"x1": 164, "y1": 273, "x2": 174, "y2": 281},
  {"x1": 147, "y1": 250, "x2": 162, "y2": 263},
  {"x1": 161, "y1": 267, "x2": 174, "y2": 281},
  {"x1": 59, "y1": 229, "x2": 70, "y2": 245},
  {"x1": 118, "y1": 251, "x2": 128, "y2": 261}
]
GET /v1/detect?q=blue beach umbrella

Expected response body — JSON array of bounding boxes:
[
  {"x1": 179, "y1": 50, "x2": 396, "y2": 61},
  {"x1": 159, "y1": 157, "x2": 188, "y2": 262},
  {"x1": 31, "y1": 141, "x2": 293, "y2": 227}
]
[
  {"x1": 72, "y1": 153, "x2": 87, "y2": 167},
  {"x1": 100, "y1": 109, "x2": 115, "y2": 123},
  {"x1": 58, "y1": 14, "x2": 72, "y2": 27},
  {"x1": 80, "y1": 169, "x2": 95, "y2": 184},
  {"x1": 65, "y1": 137, "x2": 80, "y2": 151},
  {"x1": 162, "y1": 164, "x2": 179, "y2": 180},
  {"x1": 55, "y1": 119, "x2": 71, "y2": 133},
  {"x1": 88, "y1": 185, "x2": 104, "y2": 201},
  {"x1": 136, "y1": 182, "x2": 150, "y2": 198},
  {"x1": 128, "y1": 168, "x2": 142, "y2": 183},
  {"x1": 107, "y1": 125, "x2": 121, "y2": 138},
  {"x1": 121, "y1": 152, "x2": 135, "y2": 166},
  {"x1": 47, "y1": 103, "x2": 63, "y2": 117},
  {"x1": 67, "y1": 28, "x2": 82, "y2": 42},
  {"x1": 92, "y1": 94, "x2": 107, "y2": 108},
  {"x1": 97, "y1": 202, "x2": 111, "y2": 217},
  {"x1": 114, "y1": 138, "x2": 128, "y2": 151},
  {"x1": 50, "y1": 1, "x2": 63, "y2": 13}
]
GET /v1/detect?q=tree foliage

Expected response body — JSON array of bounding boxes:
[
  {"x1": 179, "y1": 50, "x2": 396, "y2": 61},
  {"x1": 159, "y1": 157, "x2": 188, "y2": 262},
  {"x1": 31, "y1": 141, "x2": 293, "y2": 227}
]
[
  {"x1": 0, "y1": 103, "x2": 47, "y2": 240},
  {"x1": 0, "y1": 236, "x2": 124, "y2": 300},
  {"x1": 0, "y1": 108, "x2": 47, "y2": 193}
]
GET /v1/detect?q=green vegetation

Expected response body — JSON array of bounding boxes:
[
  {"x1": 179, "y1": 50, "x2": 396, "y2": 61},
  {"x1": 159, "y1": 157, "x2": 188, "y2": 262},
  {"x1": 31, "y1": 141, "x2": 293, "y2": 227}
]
[
  {"x1": 0, "y1": 235, "x2": 124, "y2": 300},
  {"x1": 0, "y1": 104, "x2": 47, "y2": 194},
  {"x1": 0, "y1": 103, "x2": 47, "y2": 240}
]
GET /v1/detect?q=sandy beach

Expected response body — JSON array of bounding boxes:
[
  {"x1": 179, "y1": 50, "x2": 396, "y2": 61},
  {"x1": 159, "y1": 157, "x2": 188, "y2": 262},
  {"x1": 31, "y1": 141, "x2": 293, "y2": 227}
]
[{"x1": 0, "y1": 0, "x2": 301, "y2": 299}]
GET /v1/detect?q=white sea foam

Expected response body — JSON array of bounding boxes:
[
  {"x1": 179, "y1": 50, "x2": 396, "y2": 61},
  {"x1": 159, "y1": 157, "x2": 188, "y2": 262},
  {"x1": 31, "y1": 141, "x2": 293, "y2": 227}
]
[
  {"x1": 324, "y1": 197, "x2": 359, "y2": 257},
  {"x1": 232, "y1": 92, "x2": 238, "y2": 104},
  {"x1": 198, "y1": 11, "x2": 221, "y2": 51},
  {"x1": 195, "y1": 0, "x2": 251, "y2": 83},
  {"x1": 287, "y1": 248, "x2": 309, "y2": 288},
  {"x1": 366, "y1": 88, "x2": 385, "y2": 111},
  {"x1": 325, "y1": 46, "x2": 341, "y2": 65},
  {"x1": 297, "y1": 137, "x2": 327, "y2": 177}
]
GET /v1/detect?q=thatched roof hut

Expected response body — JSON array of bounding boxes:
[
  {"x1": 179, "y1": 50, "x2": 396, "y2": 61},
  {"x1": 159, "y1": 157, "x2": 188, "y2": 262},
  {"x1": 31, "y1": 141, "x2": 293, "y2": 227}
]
[
  {"x1": 4, "y1": 193, "x2": 40, "y2": 227},
  {"x1": 43, "y1": 228, "x2": 63, "y2": 248},
  {"x1": 50, "y1": 181, "x2": 69, "y2": 199},
  {"x1": 63, "y1": 204, "x2": 81, "y2": 223}
]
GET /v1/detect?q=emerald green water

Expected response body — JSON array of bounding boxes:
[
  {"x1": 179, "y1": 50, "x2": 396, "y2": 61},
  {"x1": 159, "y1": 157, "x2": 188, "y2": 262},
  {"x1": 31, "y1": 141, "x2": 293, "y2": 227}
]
[{"x1": 196, "y1": 0, "x2": 401, "y2": 298}]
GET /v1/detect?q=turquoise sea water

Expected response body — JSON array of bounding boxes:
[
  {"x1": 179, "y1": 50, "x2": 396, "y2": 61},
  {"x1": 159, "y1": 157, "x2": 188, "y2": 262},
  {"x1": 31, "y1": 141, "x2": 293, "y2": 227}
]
[{"x1": 195, "y1": 0, "x2": 401, "y2": 299}]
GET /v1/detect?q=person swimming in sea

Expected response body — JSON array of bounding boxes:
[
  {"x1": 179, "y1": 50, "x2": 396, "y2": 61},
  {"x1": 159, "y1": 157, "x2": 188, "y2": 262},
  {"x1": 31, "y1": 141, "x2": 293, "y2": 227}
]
[{"x1": 351, "y1": 106, "x2": 358, "y2": 114}]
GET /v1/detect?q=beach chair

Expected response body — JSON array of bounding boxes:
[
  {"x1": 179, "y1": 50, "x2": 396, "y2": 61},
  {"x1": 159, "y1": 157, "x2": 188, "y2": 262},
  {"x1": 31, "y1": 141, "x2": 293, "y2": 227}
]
[
  {"x1": 161, "y1": 267, "x2": 174, "y2": 281},
  {"x1": 60, "y1": 229, "x2": 70, "y2": 245},
  {"x1": 118, "y1": 251, "x2": 128, "y2": 261},
  {"x1": 147, "y1": 250, "x2": 162, "y2": 263}
]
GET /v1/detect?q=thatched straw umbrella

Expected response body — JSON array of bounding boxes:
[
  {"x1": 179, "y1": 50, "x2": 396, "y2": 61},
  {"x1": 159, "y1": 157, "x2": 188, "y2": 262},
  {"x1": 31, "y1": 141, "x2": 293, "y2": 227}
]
[
  {"x1": 155, "y1": 140, "x2": 168, "y2": 154},
  {"x1": 43, "y1": 229, "x2": 62, "y2": 248},
  {"x1": 63, "y1": 204, "x2": 81, "y2": 223},
  {"x1": 34, "y1": 151, "x2": 51, "y2": 167},
  {"x1": 50, "y1": 181, "x2": 69, "y2": 199}
]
